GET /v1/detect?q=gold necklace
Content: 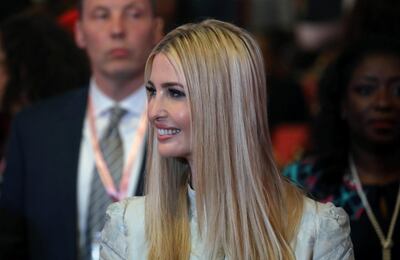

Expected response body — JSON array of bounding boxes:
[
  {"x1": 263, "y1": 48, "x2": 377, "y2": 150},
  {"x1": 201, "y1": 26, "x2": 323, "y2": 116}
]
[{"x1": 349, "y1": 156, "x2": 400, "y2": 260}]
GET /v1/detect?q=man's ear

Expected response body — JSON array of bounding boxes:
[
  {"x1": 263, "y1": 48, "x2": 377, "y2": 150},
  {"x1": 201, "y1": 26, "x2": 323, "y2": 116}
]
[
  {"x1": 153, "y1": 17, "x2": 165, "y2": 43},
  {"x1": 75, "y1": 21, "x2": 86, "y2": 49}
]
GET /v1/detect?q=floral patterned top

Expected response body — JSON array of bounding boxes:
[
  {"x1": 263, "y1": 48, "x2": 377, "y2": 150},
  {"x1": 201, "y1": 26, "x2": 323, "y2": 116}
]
[{"x1": 284, "y1": 159, "x2": 400, "y2": 260}]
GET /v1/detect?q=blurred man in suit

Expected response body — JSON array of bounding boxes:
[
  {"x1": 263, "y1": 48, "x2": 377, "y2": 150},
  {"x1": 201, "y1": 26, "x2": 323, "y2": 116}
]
[{"x1": 0, "y1": 0, "x2": 163, "y2": 259}]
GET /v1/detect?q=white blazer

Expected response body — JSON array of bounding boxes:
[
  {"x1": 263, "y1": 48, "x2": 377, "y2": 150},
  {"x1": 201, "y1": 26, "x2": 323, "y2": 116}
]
[{"x1": 100, "y1": 189, "x2": 354, "y2": 260}]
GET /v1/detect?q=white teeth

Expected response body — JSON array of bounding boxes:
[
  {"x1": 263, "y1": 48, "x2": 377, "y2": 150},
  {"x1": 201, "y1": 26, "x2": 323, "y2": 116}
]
[{"x1": 157, "y1": 128, "x2": 181, "y2": 136}]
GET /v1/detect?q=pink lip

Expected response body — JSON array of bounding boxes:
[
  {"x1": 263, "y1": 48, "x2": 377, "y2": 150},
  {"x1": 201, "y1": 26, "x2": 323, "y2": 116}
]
[
  {"x1": 368, "y1": 119, "x2": 396, "y2": 130},
  {"x1": 156, "y1": 130, "x2": 177, "y2": 142},
  {"x1": 157, "y1": 134, "x2": 173, "y2": 142},
  {"x1": 109, "y1": 48, "x2": 130, "y2": 58},
  {"x1": 154, "y1": 122, "x2": 173, "y2": 129}
]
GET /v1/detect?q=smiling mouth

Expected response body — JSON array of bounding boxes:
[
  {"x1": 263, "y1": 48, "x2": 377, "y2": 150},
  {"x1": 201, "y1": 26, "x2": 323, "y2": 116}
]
[{"x1": 157, "y1": 128, "x2": 181, "y2": 136}]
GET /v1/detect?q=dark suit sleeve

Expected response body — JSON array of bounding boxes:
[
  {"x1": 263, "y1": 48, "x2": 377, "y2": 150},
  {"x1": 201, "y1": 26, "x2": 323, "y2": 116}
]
[{"x1": 0, "y1": 114, "x2": 29, "y2": 259}]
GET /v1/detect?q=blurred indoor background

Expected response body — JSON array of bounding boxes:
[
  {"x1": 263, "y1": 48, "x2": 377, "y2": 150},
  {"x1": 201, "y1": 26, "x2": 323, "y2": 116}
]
[{"x1": 1, "y1": 0, "x2": 399, "y2": 168}]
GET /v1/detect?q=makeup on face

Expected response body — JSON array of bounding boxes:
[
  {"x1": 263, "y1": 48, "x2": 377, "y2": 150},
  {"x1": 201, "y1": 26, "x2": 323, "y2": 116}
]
[
  {"x1": 146, "y1": 53, "x2": 192, "y2": 160},
  {"x1": 344, "y1": 53, "x2": 400, "y2": 144}
]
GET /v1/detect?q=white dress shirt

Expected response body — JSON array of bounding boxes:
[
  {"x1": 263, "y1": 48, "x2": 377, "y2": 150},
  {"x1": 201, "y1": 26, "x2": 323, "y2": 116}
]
[{"x1": 77, "y1": 78, "x2": 147, "y2": 251}]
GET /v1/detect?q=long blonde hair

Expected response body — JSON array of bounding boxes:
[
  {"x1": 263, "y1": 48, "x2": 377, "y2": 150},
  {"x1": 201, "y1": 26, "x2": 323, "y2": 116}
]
[{"x1": 144, "y1": 19, "x2": 304, "y2": 260}]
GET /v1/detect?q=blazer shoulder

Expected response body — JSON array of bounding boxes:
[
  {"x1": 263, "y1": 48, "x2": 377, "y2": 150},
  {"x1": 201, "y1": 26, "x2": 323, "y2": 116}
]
[
  {"x1": 101, "y1": 197, "x2": 146, "y2": 260},
  {"x1": 297, "y1": 198, "x2": 354, "y2": 260},
  {"x1": 13, "y1": 87, "x2": 88, "y2": 126},
  {"x1": 302, "y1": 198, "x2": 349, "y2": 226}
]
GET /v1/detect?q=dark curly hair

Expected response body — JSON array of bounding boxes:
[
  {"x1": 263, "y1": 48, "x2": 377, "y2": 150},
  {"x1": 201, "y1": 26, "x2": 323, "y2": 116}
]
[
  {"x1": 0, "y1": 11, "x2": 90, "y2": 116},
  {"x1": 312, "y1": 36, "x2": 400, "y2": 188}
]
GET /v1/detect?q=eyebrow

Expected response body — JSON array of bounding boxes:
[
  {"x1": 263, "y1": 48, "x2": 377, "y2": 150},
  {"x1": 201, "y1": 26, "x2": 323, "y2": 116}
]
[
  {"x1": 90, "y1": 2, "x2": 143, "y2": 12},
  {"x1": 90, "y1": 6, "x2": 108, "y2": 13},
  {"x1": 162, "y1": 82, "x2": 184, "y2": 88},
  {"x1": 146, "y1": 81, "x2": 155, "y2": 87},
  {"x1": 124, "y1": 2, "x2": 145, "y2": 11},
  {"x1": 147, "y1": 80, "x2": 184, "y2": 88},
  {"x1": 357, "y1": 76, "x2": 379, "y2": 82},
  {"x1": 352, "y1": 76, "x2": 400, "y2": 87}
]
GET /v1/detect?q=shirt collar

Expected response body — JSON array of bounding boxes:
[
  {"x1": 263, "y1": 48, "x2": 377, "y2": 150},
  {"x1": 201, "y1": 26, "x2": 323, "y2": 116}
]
[
  {"x1": 188, "y1": 185, "x2": 197, "y2": 219},
  {"x1": 89, "y1": 78, "x2": 147, "y2": 117}
]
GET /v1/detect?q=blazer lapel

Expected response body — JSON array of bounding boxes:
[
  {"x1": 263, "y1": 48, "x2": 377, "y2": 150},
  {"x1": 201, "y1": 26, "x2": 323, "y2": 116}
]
[{"x1": 52, "y1": 88, "x2": 88, "y2": 257}]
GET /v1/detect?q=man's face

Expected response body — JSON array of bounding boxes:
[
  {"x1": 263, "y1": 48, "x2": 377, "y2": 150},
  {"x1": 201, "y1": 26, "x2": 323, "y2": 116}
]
[{"x1": 75, "y1": 0, "x2": 162, "y2": 82}]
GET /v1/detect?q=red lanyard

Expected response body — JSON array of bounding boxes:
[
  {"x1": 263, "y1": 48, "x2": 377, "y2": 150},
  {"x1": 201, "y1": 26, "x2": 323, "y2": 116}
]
[{"x1": 87, "y1": 97, "x2": 147, "y2": 201}]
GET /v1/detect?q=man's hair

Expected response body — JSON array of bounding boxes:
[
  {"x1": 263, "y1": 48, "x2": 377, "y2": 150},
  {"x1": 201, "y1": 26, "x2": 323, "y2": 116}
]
[{"x1": 77, "y1": 0, "x2": 157, "y2": 16}]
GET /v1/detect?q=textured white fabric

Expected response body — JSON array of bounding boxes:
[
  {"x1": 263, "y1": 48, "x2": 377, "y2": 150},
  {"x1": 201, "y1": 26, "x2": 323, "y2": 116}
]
[{"x1": 100, "y1": 190, "x2": 354, "y2": 260}]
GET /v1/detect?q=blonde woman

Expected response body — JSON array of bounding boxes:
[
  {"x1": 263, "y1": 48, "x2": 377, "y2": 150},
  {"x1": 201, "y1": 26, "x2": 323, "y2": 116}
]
[{"x1": 100, "y1": 20, "x2": 354, "y2": 260}]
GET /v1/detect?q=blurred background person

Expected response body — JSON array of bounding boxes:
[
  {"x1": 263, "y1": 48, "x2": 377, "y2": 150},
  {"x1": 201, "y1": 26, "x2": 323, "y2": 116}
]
[
  {"x1": 0, "y1": 10, "x2": 89, "y2": 176},
  {"x1": 0, "y1": 0, "x2": 354, "y2": 169},
  {"x1": 344, "y1": 0, "x2": 400, "y2": 43},
  {"x1": 257, "y1": 30, "x2": 310, "y2": 167},
  {"x1": 0, "y1": 1, "x2": 31, "y2": 22},
  {"x1": 284, "y1": 38, "x2": 400, "y2": 260},
  {"x1": 0, "y1": 10, "x2": 89, "y2": 116},
  {"x1": 0, "y1": 0, "x2": 163, "y2": 259}
]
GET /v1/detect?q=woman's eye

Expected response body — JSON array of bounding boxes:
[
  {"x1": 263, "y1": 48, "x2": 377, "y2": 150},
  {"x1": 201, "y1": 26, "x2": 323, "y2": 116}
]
[
  {"x1": 168, "y1": 88, "x2": 186, "y2": 98},
  {"x1": 353, "y1": 84, "x2": 375, "y2": 96},
  {"x1": 145, "y1": 86, "x2": 156, "y2": 97}
]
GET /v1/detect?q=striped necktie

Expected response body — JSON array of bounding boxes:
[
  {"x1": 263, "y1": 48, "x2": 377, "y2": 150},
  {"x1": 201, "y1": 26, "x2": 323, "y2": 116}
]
[{"x1": 84, "y1": 106, "x2": 127, "y2": 260}]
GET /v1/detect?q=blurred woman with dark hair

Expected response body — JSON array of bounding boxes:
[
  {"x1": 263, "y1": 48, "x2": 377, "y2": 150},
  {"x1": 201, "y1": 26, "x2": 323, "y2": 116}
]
[
  {"x1": 0, "y1": 11, "x2": 90, "y2": 116},
  {"x1": 285, "y1": 37, "x2": 400, "y2": 260},
  {"x1": 0, "y1": 11, "x2": 90, "y2": 166}
]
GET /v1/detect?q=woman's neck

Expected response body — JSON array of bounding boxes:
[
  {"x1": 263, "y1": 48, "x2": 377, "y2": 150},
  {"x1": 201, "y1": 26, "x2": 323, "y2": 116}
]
[{"x1": 351, "y1": 144, "x2": 400, "y2": 185}]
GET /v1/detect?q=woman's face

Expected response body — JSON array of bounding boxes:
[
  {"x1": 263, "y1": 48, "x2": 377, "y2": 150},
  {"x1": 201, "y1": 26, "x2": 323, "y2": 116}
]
[
  {"x1": 146, "y1": 53, "x2": 192, "y2": 160},
  {"x1": 342, "y1": 53, "x2": 400, "y2": 146}
]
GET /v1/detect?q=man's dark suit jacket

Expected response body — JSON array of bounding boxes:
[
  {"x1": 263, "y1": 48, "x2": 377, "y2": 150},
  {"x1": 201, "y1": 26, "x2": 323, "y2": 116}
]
[{"x1": 0, "y1": 87, "x2": 146, "y2": 260}]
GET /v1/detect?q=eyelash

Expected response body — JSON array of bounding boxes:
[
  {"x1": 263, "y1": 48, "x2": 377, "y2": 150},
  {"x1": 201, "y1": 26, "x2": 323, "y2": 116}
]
[
  {"x1": 168, "y1": 88, "x2": 186, "y2": 98},
  {"x1": 352, "y1": 84, "x2": 400, "y2": 98},
  {"x1": 145, "y1": 86, "x2": 186, "y2": 99},
  {"x1": 353, "y1": 84, "x2": 375, "y2": 96},
  {"x1": 145, "y1": 86, "x2": 156, "y2": 97}
]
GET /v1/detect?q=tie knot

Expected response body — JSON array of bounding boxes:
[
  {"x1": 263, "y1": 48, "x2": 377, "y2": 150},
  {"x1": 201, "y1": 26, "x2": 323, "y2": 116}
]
[
  {"x1": 104, "y1": 106, "x2": 127, "y2": 137},
  {"x1": 109, "y1": 106, "x2": 127, "y2": 125}
]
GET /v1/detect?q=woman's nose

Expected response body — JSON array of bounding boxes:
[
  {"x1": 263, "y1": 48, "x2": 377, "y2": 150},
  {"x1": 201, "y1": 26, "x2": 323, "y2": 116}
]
[
  {"x1": 148, "y1": 96, "x2": 167, "y2": 122},
  {"x1": 374, "y1": 86, "x2": 393, "y2": 110}
]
